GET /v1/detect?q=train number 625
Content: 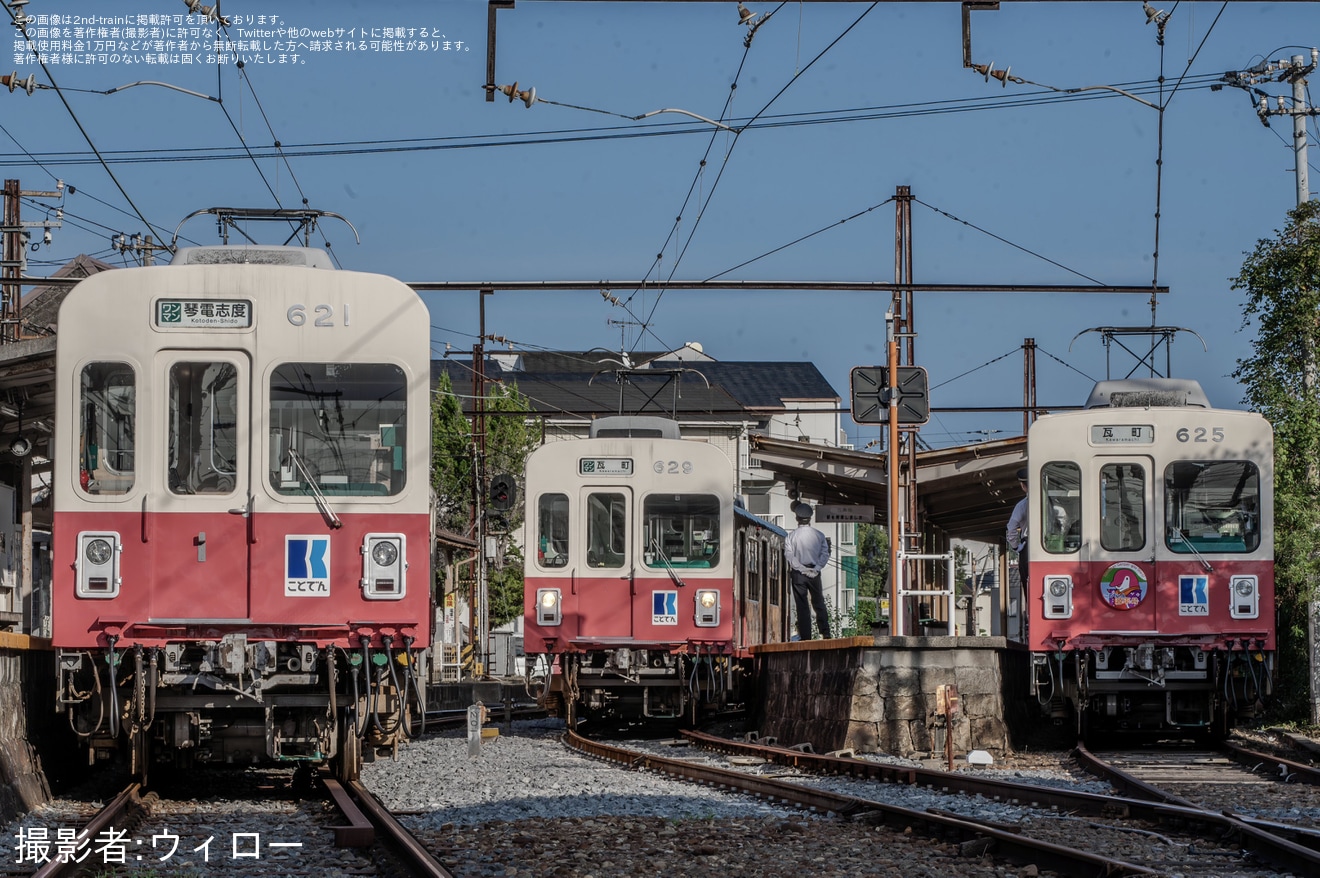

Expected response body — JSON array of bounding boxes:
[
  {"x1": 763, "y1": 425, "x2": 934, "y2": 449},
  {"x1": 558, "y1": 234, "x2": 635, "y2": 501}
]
[{"x1": 1175, "y1": 426, "x2": 1224, "y2": 443}]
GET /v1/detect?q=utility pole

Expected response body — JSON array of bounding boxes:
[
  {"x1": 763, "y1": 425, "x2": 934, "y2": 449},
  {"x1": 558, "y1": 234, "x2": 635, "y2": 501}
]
[
  {"x1": 111, "y1": 233, "x2": 167, "y2": 266},
  {"x1": 471, "y1": 288, "x2": 494, "y2": 679},
  {"x1": 1220, "y1": 49, "x2": 1320, "y2": 207},
  {"x1": 1221, "y1": 48, "x2": 1320, "y2": 725},
  {"x1": 1, "y1": 178, "x2": 63, "y2": 343}
]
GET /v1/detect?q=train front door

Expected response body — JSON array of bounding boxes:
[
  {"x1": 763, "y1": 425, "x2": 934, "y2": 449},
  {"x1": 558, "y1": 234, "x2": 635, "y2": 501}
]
[
  {"x1": 149, "y1": 352, "x2": 252, "y2": 621},
  {"x1": 577, "y1": 486, "x2": 633, "y2": 637},
  {"x1": 1086, "y1": 456, "x2": 1156, "y2": 631}
]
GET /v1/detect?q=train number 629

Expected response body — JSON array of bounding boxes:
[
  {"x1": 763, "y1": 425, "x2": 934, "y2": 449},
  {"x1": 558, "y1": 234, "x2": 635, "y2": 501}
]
[{"x1": 1176, "y1": 426, "x2": 1224, "y2": 443}]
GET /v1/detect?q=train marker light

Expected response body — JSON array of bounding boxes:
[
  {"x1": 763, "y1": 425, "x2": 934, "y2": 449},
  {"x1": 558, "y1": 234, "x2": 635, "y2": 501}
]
[
  {"x1": 695, "y1": 589, "x2": 720, "y2": 626},
  {"x1": 362, "y1": 534, "x2": 406, "y2": 600},
  {"x1": 537, "y1": 588, "x2": 562, "y2": 626},
  {"x1": 77, "y1": 532, "x2": 121, "y2": 598},
  {"x1": 1042, "y1": 575, "x2": 1073, "y2": 619},
  {"x1": 1229, "y1": 575, "x2": 1259, "y2": 619}
]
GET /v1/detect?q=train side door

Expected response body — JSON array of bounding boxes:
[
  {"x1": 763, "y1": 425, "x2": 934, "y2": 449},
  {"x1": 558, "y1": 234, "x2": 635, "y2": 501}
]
[
  {"x1": 577, "y1": 487, "x2": 633, "y2": 637},
  {"x1": 149, "y1": 352, "x2": 251, "y2": 620},
  {"x1": 1086, "y1": 456, "x2": 1156, "y2": 631}
]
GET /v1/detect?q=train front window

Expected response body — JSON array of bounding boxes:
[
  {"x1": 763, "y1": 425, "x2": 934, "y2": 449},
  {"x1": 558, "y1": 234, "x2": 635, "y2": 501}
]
[
  {"x1": 1165, "y1": 461, "x2": 1261, "y2": 553},
  {"x1": 79, "y1": 363, "x2": 135, "y2": 496},
  {"x1": 643, "y1": 494, "x2": 721, "y2": 568},
  {"x1": 1041, "y1": 462, "x2": 1081, "y2": 554},
  {"x1": 168, "y1": 361, "x2": 238, "y2": 495},
  {"x1": 269, "y1": 362, "x2": 407, "y2": 497},
  {"x1": 537, "y1": 493, "x2": 569, "y2": 568},
  {"x1": 1099, "y1": 463, "x2": 1146, "y2": 552},
  {"x1": 586, "y1": 492, "x2": 627, "y2": 568}
]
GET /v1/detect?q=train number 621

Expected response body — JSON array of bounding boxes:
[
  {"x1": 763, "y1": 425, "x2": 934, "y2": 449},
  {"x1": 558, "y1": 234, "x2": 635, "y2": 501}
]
[
  {"x1": 287, "y1": 304, "x2": 351, "y2": 327},
  {"x1": 1175, "y1": 426, "x2": 1224, "y2": 443}
]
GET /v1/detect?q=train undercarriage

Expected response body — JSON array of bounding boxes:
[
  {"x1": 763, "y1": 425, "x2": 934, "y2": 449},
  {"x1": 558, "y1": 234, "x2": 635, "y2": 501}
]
[
  {"x1": 1032, "y1": 641, "x2": 1274, "y2": 739},
  {"x1": 56, "y1": 635, "x2": 426, "y2": 783},
  {"x1": 531, "y1": 646, "x2": 749, "y2": 728}
]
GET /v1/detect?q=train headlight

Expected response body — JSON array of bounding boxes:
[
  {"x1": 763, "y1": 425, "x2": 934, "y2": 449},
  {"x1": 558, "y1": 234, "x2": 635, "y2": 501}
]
[
  {"x1": 361, "y1": 534, "x2": 406, "y2": 600},
  {"x1": 85, "y1": 538, "x2": 112, "y2": 565},
  {"x1": 695, "y1": 589, "x2": 720, "y2": 627},
  {"x1": 77, "y1": 532, "x2": 121, "y2": 598},
  {"x1": 536, "y1": 588, "x2": 562, "y2": 626},
  {"x1": 1042, "y1": 575, "x2": 1072, "y2": 620},
  {"x1": 1229, "y1": 575, "x2": 1259, "y2": 619},
  {"x1": 371, "y1": 540, "x2": 399, "y2": 567}
]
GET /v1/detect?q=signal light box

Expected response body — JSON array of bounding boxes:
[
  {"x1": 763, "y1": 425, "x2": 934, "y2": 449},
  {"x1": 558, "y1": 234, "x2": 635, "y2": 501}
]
[{"x1": 850, "y1": 365, "x2": 930, "y2": 425}]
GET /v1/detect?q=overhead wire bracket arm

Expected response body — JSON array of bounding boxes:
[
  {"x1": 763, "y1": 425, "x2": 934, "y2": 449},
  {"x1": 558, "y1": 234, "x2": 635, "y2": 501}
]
[{"x1": 98, "y1": 81, "x2": 221, "y2": 102}]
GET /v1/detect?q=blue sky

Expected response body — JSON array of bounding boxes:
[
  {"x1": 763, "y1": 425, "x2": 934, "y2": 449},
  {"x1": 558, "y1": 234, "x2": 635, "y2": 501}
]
[{"x1": 4, "y1": 1, "x2": 1318, "y2": 448}]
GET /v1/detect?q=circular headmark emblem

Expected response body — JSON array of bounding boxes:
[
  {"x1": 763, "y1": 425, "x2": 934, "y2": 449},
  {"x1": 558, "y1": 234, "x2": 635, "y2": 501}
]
[{"x1": 1099, "y1": 562, "x2": 1149, "y2": 610}]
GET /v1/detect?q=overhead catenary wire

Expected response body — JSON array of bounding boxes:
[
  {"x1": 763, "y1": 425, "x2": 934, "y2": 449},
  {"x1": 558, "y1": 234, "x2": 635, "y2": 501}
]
[
  {"x1": 635, "y1": 2, "x2": 877, "y2": 353},
  {"x1": 2, "y1": 5, "x2": 167, "y2": 248},
  {"x1": 0, "y1": 76, "x2": 1229, "y2": 170}
]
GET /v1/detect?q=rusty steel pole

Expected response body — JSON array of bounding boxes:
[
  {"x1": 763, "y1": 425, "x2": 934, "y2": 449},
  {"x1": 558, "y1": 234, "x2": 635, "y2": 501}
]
[{"x1": 1022, "y1": 338, "x2": 1036, "y2": 435}]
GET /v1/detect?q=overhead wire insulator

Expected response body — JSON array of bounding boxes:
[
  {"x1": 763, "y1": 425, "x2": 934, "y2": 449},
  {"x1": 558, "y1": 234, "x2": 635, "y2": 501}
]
[
  {"x1": 1, "y1": 72, "x2": 36, "y2": 95},
  {"x1": 496, "y1": 82, "x2": 537, "y2": 108}
]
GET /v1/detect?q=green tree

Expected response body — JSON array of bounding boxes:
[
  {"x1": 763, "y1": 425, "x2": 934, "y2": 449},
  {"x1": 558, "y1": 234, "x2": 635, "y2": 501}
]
[
  {"x1": 853, "y1": 523, "x2": 889, "y2": 629},
  {"x1": 1232, "y1": 199, "x2": 1320, "y2": 720},
  {"x1": 431, "y1": 373, "x2": 542, "y2": 630},
  {"x1": 431, "y1": 370, "x2": 473, "y2": 535},
  {"x1": 483, "y1": 382, "x2": 541, "y2": 629}
]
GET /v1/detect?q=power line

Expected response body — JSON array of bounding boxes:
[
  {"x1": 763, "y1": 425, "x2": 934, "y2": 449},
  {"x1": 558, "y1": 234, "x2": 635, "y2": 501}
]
[{"x1": 0, "y1": 78, "x2": 1225, "y2": 169}]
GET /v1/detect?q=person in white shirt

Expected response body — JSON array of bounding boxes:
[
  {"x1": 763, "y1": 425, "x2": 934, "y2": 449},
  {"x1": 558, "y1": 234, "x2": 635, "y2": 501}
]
[
  {"x1": 784, "y1": 501, "x2": 832, "y2": 641},
  {"x1": 1006, "y1": 468, "x2": 1030, "y2": 595}
]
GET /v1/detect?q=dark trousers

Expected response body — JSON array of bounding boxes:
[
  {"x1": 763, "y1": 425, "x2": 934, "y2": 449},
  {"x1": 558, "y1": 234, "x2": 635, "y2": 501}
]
[
  {"x1": 1017, "y1": 545, "x2": 1028, "y2": 598},
  {"x1": 790, "y1": 569, "x2": 831, "y2": 641}
]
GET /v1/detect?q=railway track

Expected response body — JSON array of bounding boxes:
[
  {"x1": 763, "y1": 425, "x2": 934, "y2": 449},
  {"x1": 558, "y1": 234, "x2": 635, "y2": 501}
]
[
  {"x1": 566, "y1": 729, "x2": 1155, "y2": 876},
  {"x1": 1073, "y1": 737, "x2": 1320, "y2": 874},
  {"x1": 3, "y1": 768, "x2": 453, "y2": 878},
  {"x1": 586, "y1": 728, "x2": 1320, "y2": 877}
]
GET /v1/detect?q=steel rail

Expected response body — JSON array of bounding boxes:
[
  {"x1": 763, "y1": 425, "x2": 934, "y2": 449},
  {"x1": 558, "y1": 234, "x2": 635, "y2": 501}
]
[
  {"x1": 344, "y1": 780, "x2": 455, "y2": 878},
  {"x1": 686, "y1": 729, "x2": 1320, "y2": 863},
  {"x1": 1075, "y1": 742, "x2": 1320, "y2": 876},
  {"x1": 567, "y1": 730, "x2": 1154, "y2": 877},
  {"x1": 30, "y1": 782, "x2": 142, "y2": 878},
  {"x1": 1267, "y1": 727, "x2": 1320, "y2": 760},
  {"x1": 1219, "y1": 738, "x2": 1320, "y2": 786}
]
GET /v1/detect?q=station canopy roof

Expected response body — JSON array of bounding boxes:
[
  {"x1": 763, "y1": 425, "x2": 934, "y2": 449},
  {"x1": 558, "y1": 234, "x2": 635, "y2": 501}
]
[{"x1": 746, "y1": 432, "x2": 1027, "y2": 543}]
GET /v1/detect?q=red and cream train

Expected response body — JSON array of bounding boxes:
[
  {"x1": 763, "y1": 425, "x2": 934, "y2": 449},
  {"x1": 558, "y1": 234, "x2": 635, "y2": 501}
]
[
  {"x1": 51, "y1": 241, "x2": 433, "y2": 780},
  {"x1": 1025, "y1": 378, "x2": 1274, "y2": 736},
  {"x1": 521, "y1": 416, "x2": 792, "y2": 726}
]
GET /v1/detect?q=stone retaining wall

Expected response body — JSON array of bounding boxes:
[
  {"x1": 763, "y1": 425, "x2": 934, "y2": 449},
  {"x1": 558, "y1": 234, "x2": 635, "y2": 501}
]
[{"x1": 752, "y1": 636, "x2": 1032, "y2": 758}]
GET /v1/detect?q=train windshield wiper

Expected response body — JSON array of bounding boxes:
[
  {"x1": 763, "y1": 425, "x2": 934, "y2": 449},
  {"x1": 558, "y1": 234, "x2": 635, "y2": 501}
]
[
  {"x1": 1171, "y1": 528, "x2": 1213, "y2": 572},
  {"x1": 287, "y1": 448, "x2": 343, "y2": 529},
  {"x1": 648, "y1": 536, "x2": 686, "y2": 588}
]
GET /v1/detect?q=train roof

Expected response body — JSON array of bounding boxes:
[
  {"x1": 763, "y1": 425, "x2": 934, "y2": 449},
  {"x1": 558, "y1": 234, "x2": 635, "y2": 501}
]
[
  {"x1": 589, "y1": 416, "x2": 682, "y2": 439},
  {"x1": 170, "y1": 245, "x2": 335, "y2": 269},
  {"x1": 1084, "y1": 379, "x2": 1210, "y2": 409}
]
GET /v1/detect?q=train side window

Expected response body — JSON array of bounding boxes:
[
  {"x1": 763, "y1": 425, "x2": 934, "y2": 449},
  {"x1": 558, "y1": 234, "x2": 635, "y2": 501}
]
[
  {"x1": 642, "y1": 494, "x2": 721, "y2": 569},
  {"x1": 586, "y1": 492, "x2": 626, "y2": 568},
  {"x1": 1099, "y1": 463, "x2": 1146, "y2": 552},
  {"x1": 537, "y1": 493, "x2": 569, "y2": 568},
  {"x1": 79, "y1": 363, "x2": 135, "y2": 496},
  {"x1": 1041, "y1": 462, "x2": 1081, "y2": 554},
  {"x1": 168, "y1": 361, "x2": 238, "y2": 495},
  {"x1": 1165, "y1": 460, "x2": 1260, "y2": 554},
  {"x1": 269, "y1": 362, "x2": 407, "y2": 497}
]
